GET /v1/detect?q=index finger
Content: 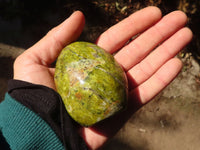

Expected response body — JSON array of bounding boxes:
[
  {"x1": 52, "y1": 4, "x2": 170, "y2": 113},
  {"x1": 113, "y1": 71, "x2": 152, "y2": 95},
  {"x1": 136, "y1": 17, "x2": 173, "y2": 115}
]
[{"x1": 96, "y1": 6, "x2": 162, "y2": 54}]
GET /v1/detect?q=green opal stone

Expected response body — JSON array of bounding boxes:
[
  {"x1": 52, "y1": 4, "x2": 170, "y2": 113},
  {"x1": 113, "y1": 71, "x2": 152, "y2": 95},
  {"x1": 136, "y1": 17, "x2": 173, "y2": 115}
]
[{"x1": 54, "y1": 41, "x2": 128, "y2": 126}]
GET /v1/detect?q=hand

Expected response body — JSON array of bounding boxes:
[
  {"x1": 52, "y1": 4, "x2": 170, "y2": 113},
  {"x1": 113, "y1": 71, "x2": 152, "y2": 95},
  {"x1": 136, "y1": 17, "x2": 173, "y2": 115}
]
[{"x1": 14, "y1": 7, "x2": 192, "y2": 149}]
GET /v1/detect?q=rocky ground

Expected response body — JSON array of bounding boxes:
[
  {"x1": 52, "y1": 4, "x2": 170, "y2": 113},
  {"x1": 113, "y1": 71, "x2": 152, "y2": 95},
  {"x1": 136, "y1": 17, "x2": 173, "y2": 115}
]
[{"x1": 0, "y1": 0, "x2": 200, "y2": 149}]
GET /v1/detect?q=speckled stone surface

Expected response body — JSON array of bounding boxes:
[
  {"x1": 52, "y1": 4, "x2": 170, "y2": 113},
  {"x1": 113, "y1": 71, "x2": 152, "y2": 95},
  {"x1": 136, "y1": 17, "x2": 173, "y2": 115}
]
[{"x1": 54, "y1": 42, "x2": 128, "y2": 126}]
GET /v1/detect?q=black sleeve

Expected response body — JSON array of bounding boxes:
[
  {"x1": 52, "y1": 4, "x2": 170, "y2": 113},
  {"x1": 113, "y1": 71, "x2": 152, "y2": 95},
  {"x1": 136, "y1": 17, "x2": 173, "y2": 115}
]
[
  {"x1": 8, "y1": 79, "x2": 88, "y2": 150},
  {"x1": 0, "y1": 131, "x2": 10, "y2": 150}
]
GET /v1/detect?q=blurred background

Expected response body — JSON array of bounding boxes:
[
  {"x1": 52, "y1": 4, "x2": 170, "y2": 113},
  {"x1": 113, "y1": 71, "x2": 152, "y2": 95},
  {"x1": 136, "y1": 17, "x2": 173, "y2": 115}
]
[{"x1": 0, "y1": 0, "x2": 200, "y2": 149}]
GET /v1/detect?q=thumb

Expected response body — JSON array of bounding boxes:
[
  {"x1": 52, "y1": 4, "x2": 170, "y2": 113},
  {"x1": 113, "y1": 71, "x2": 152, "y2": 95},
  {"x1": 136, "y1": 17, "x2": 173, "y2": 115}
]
[{"x1": 26, "y1": 11, "x2": 85, "y2": 66}]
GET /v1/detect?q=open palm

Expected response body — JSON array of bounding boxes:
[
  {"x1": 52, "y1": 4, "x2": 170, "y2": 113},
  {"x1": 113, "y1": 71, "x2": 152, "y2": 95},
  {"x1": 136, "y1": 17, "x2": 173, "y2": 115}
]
[{"x1": 14, "y1": 7, "x2": 192, "y2": 149}]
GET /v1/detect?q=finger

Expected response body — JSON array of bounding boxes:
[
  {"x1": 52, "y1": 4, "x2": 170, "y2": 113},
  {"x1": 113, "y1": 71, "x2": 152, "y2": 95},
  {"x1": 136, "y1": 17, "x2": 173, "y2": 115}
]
[
  {"x1": 130, "y1": 58, "x2": 182, "y2": 104},
  {"x1": 115, "y1": 11, "x2": 188, "y2": 71},
  {"x1": 127, "y1": 27, "x2": 193, "y2": 89},
  {"x1": 26, "y1": 11, "x2": 85, "y2": 65},
  {"x1": 96, "y1": 6, "x2": 162, "y2": 53}
]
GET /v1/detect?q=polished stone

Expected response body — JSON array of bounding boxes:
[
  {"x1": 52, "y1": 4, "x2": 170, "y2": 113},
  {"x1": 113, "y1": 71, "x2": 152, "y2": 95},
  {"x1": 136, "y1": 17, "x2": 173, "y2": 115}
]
[{"x1": 54, "y1": 42, "x2": 128, "y2": 126}]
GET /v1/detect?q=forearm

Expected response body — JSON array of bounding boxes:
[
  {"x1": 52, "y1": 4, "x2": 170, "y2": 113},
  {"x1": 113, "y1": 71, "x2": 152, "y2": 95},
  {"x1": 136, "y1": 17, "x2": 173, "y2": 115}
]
[
  {"x1": 0, "y1": 93, "x2": 64, "y2": 150},
  {"x1": 0, "y1": 80, "x2": 88, "y2": 150}
]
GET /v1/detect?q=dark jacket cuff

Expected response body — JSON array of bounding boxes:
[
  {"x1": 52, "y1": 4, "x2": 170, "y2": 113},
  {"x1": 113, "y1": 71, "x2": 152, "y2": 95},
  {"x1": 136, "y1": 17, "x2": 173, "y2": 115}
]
[{"x1": 8, "y1": 79, "x2": 88, "y2": 150}]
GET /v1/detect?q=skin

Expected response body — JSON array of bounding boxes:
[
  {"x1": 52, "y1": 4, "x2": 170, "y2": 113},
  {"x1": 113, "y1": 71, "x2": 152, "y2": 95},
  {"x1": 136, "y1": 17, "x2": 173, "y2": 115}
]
[{"x1": 14, "y1": 7, "x2": 192, "y2": 150}]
